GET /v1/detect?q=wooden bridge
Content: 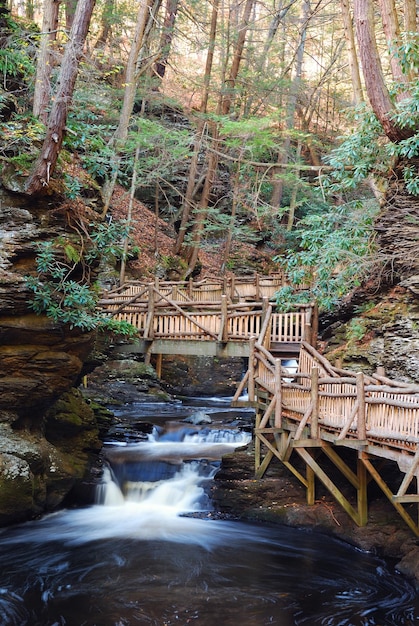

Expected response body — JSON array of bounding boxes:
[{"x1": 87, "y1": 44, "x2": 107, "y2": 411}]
[
  {"x1": 99, "y1": 275, "x2": 419, "y2": 535},
  {"x1": 98, "y1": 274, "x2": 317, "y2": 363}
]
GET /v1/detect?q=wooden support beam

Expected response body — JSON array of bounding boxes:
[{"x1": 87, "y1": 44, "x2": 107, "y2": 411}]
[
  {"x1": 357, "y1": 458, "x2": 368, "y2": 526},
  {"x1": 396, "y1": 448, "x2": 419, "y2": 498},
  {"x1": 321, "y1": 444, "x2": 360, "y2": 489},
  {"x1": 311, "y1": 366, "x2": 319, "y2": 439},
  {"x1": 274, "y1": 358, "x2": 282, "y2": 428},
  {"x1": 361, "y1": 456, "x2": 419, "y2": 537},
  {"x1": 295, "y1": 447, "x2": 362, "y2": 525},
  {"x1": 155, "y1": 353, "x2": 162, "y2": 379}
]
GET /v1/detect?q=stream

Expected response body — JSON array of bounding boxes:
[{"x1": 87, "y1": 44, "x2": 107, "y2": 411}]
[{"x1": 0, "y1": 397, "x2": 418, "y2": 625}]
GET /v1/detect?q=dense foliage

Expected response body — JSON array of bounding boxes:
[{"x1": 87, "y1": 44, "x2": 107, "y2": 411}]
[{"x1": 1, "y1": 0, "x2": 419, "y2": 321}]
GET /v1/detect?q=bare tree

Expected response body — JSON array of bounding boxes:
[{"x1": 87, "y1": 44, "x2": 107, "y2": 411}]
[
  {"x1": 24, "y1": 0, "x2": 96, "y2": 195},
  {"x1": 32, "y1": 0, "x2": 60, "y2": 123}
]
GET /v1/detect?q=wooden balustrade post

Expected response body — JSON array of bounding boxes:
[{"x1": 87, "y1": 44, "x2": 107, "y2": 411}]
[
  {"x1": 376, "y1": 366, "x2": 385, "y2": 378},
  {"x1": 154, "y1": 276, "x2": 159, "y2": 291},
  {"x1": 144, "y1": 283, "x2": 155, "y2": 339},
  {"x1": 274, "y1": 358, "x2": 282, "y2": 428},
  {"x1": 171, "y1": 285, "x2": 177, "y2": 301},
  {"x1": 311, "y1": 302, "x2": 319, "y2": 348},
  {"x1": 356, "y1": 372, "x2": 366, "y2": 440},
  {"x1": 303, "y1": 308, "x2": 311, "y2": 343},
  {"x1": 262, "y1": 296, "x2": 269, "y2": 322},
  {"x1": 311, "y1": 366, "x2": 319, "y2": 439},
  {"x1": 220, "y1": 294, "x2": 228, "y2": 342},
  {"x1": 248, "y1": 336, "x2": 256, "y2": 402},
  {"x1": 223, "y1": 277, "x2": 228, "y2": 297},
  {"x1": 188, "y1": 277, "x2": 193, "y2": 298},
  {"x1": 255, "y1": 273, "x2": 260, "y2": 300},
  {"x1": 231, "y1": 275, "x2": 236, "y2": 301}
]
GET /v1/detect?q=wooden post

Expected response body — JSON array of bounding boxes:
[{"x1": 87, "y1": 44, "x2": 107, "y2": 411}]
[
  {"x1": 303, "y1": 308, "x2": 311, "y2": 342},
  {"x1": 274, "y1": 358, "x2": 282, "y2": 428},
  {"x1": 376, "y1": 366, "x2": 385, "y2": 378},
  {"x1": 231, "y1": 275, "x2": 236, "y2": 301},
  {"x1": 171, "y1": 285, "x2": 177, "y2": 301},
  {"x1": 262, "y1": 296, "x2": 269, "y2": 322},
  {"x1": 255, "y1": 273, "x2": 260, "y2": 300},
  {"x1": 220, "y1": 294, "x2": 228, "y2": 342},
  {"x1": 155, "y1": 353, "x2": 163, "y2": 379},
  {"x1": 311, "y1": 366, "x2": 319, "y2": 439},
  {"x1": 188, "y1": 277, "x2": 193, "y2": 298},
  {"x1": 356, "y1": 372, "x2": 366, "y2": 440},
  {"x1": 248, "y1": 336, "x2": 256, "y2": 402},
  {"x1": 311, "y1": 302, "x2": 319, "y2": 347},
  {"x1": 307, "y1": 464, "x2": 315, "y2": 505},
  {"x1": 255, "y1": 408, "x2": 261, "y2": 472},
  {"x1": 357, "y1": 457, "x2": 368, "y2": 526},
  {"x1": 223, "y1": 276, "x2": 228, "y2": 298},
  {"x1": 144, "y1": 283, "x2": 155, "y2": 339}
]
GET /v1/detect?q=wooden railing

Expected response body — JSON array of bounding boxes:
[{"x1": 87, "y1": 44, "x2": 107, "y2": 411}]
[
  {"x1": 239, "y1": 340, "x2": 419, "y2": 449},
  {"x1": 103, "y1": 273, "x2": 288, "y2": 305},
  {"x1": 99, "y1": 282, "x2": 315, "y2": 347},
  {"x1": 233, "y1": 338, "x2": 419, "y2": 534}
]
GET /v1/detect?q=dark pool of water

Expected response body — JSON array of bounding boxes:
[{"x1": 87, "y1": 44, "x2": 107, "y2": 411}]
[{"x1": 0, "y1": 398, "x2": 417, "y2": 626}]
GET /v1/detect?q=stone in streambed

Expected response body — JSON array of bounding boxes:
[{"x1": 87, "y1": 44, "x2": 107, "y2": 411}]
[{"x1": 183, "y1": 411, "x2": 212, "y2": 425}]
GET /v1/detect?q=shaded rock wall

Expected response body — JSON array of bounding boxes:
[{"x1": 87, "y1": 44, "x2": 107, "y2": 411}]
[{"x1": 0, "y1": 186, "x2": 99, "y2": 524}]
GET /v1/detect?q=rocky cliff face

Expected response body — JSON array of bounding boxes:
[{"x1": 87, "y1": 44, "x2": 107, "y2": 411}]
[{"x1": 0, "y1": 186, "x2": 100, "y2": 525}]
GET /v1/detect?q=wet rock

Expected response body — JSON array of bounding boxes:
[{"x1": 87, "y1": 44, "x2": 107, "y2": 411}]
[
  {"x1": 160, "y1": 355, "x2": 246, "y2": 396},
  {"x1": 183, "y1": 410, "x2": 212, "y2": 425}
]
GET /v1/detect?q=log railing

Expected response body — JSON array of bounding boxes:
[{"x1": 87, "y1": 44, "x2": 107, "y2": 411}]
[
  {"x1": 237, "y1": 338, "x2": 419, "y2": 534},
  {"x1": 99, "y1": 283, "x2": 313, "y2": 347},
  {"x1": 102, "y1": 273, "x2": 288, "y2": 305}
]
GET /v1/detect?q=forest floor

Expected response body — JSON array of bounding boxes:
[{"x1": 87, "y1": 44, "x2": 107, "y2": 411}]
[{"x1": 110, "y1": 184, "x2": 274, "y2": 280}]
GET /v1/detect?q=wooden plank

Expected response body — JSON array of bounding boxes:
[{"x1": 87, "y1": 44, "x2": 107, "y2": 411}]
[
  {"x1": 296, "y1": 447, "x2": 362, "y2": 525},
  {"x1": 362, "y1": 456, "x2": 419, "y2": 536}
]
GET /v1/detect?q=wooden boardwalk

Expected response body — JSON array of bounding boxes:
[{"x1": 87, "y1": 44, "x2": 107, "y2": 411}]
[
  {"x1": 100, "y1": 275, "x2": 419, "y2": 534},
  {"x1": 99, "y1": 274, "x2": 317, "y2": 359}
]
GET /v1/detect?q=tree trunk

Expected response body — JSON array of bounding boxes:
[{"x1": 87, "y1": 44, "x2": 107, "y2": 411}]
[
  {"x1": 65, "y1": 0, "x2": 78, "y2": 31},
  {"x1": 376, "y1": 0, "x2": 407, "y2": 96},
  {"x1": 94, "y1": 0, "x2": 115, "y2": 50},
  {"x1": 271, "y1": 0, "x2": 309, "y2": 208},
  {"x1": 340, "y1": 0, "x2": 363, "y2": 104},
  {"x1": 173, "y1": 0, "x2": 219, "y2": 254},
  {"x1": 25, "y1": 0, "x2": 96, "y2": 196},
  {"x1": 153, "y1": 0, "x2": 179, "y2": 79},
  {"x1": 353, "y1": 0, "x2": 412, "y2": 142},
  {"x1": 32, "y1": 0, "x2": 60, "y2": 123},
  {"x1": 101, "y1": 0, "x2": 156, "y2": 215},
  {"x1": 221, "y1": 0, "x2": 254, "y2": 115}
]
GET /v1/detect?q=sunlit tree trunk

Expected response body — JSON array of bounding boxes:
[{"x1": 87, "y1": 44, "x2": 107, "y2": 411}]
[
  {"x1": 376, "y1": 0, "x2": 408, "y2": 97},
  {"x1": 32, "y1": 0, "x2": 60, "y2": 123},
  {"x1": 340, "y1": 0, "x2": 363, "y2": 104},
  {"x1": 271, "y1": 0, "x2": 309, "y2": 209},
  {"x1": 353, "y1": 0, "x2": 412, "y2": 142},
  {"x1": 404, "y1": 0, "x2": 417, "y2": 31},
  {"x1": 24, "y1": 0, "x2": 96, "y2": 196},
  {"x1": 101, "y1": 0, "x2": 156, "y2": 215},
  {"x1": 173, "y1": 0, "x2": 219, "y2": 255}
]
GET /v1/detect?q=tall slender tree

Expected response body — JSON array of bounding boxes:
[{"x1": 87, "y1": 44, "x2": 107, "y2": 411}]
[
  {"x1": 32, "y1": 0, "x2": 60, "y2": 123},
  {"x1": 24, "y1": 0, "x2": 96, "y2": 196}
]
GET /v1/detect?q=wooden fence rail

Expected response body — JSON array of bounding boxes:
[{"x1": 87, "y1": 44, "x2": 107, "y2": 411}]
[
  {"x1": 238, "y1": 339, "x2": 419, "y2": 535},
  {"x1": 99, "y1": 284, "x2": 314, "y2": 348}
]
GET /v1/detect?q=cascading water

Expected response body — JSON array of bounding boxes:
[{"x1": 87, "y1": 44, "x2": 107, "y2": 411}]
[{"x1": 0, "y1": 398, "x2": 417, "y2": 626}]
